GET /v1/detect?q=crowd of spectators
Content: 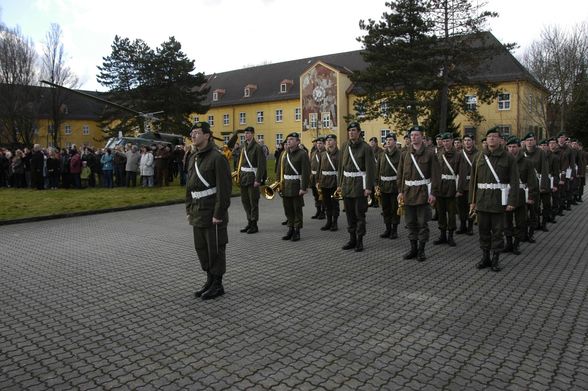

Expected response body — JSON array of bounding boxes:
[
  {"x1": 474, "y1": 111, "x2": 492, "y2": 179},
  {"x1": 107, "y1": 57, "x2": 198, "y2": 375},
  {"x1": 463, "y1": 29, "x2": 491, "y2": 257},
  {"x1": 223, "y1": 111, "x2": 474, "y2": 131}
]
[{"x1": 0, "y1": 143, "x2": 191, "y2": 190}]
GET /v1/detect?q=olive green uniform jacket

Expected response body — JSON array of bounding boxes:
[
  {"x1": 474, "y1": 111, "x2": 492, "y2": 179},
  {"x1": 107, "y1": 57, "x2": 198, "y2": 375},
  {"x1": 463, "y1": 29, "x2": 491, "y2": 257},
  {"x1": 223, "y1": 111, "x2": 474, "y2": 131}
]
[
  {"x1": 514, "y1": 152, "x2": 539, "y2": 208},
  {"x1": 185, "y1": 141, "x2": 232, "y2": 229},
  {"x1": 437, "y1": 147, "x2": 462, "y2": 198},
  {"x1": 468, "y1": 146, "x2": 519, "y2": 213},
  {"x1": 377, "y1": 146, "x2": 401, "y2": 194},
  {"x1": 236, "y1": 139, "x2": 267, "y2": 186},
  {"x1": 338, "y1": 140, "x2": 375, "y2": 198},
  {"x1": 276, "y1": 147, "x2": 310, "y2": 197},
  {"x1": 457, "y1": 147, "x2": 478, "y2": 193},
  {"x1": 317, "y1": 147, "x2": 340, "y2": 189},
  {"x1": 397, "y1": 144, "x2": 441, "y2": 206},
  {"x1": 309, "y1": 149, "x2": 323, "y2": 187},
  {"x1": 523, "y1": 147, "x2": 550, "y2": 193}
]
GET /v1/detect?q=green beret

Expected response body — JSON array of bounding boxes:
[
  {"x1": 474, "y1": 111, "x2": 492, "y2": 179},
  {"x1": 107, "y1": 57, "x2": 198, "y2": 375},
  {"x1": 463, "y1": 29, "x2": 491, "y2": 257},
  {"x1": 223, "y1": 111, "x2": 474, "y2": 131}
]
[
  {"x1": 435, "y1": 133, "x2": 442, "y2": 139},
  {"x1": 192, "y1": 121, "x2": 211, "y2": 134},
  {"x1": 408, "y1": 125, "x2": 426, "y2": 135},
  {"x1": 571, "y1": 138, "x2": 577, "y2": 142},
  {"x1": 481, "y1": 137, "x2": 487, "y2": 143},
  {"x1": 547, "y1": 137, "x2": 556, "y2": 143},
  {"x1": 369, "y1": 136, "x2": 378, "y2": 142},
  {"x1": 244, "y1": 126, "x2": 255, "y2": 133},
  {"x1": 485, "y1": 126, "x2": 500, "y2": 136},
  {"x1": 522, "y1": 131, "x2": 535, "y2": 141},
  {"x1": 506, "y1": 136, "x2": 520, "y2": 146},
  {"x1": 463, "y1": 133, "x2": 474, "y2": 140},
  {"x1": 287, "y1": 132, "x2": 300, "y2": 139},
  {"x1": 440, "y1": 132, "x2": 453, "y2": 140},
  {"x1": 325, "y1": 134, "x2": 337, "y2": 141},
  {"x1": 557, "y1": 131, "x2": 567, "y2": 138},
  {"x1": 347, "y1": 122, "x2": 361, "y2": 131},
  {"x1": 316, "y1": 136, "x2": 325, "y2": 143},
  {"x1": 538, "y1": 139, "x2": 547, "y2": 145},
  {"x1": 385, "y1": 133, "x2": 397, "y2": 140}
]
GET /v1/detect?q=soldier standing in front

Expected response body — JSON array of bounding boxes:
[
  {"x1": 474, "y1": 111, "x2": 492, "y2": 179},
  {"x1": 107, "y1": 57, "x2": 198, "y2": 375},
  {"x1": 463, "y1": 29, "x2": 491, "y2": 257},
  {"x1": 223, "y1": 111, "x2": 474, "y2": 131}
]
[
  {"x1": 397, "y1": 126, "x2": 441, "y2": 262},
  {"x1": 337, "y1": 122, "x2": 375, "y2": 252},
  {"x1": 434, "y1": 132, "x2": 461, "y2": 247},
  {"x1": 318, "y1": 134, "x2": 340, "y2": 232},
  {"x1": 309, "y1": 137, "x2": 326, "y2": 220},
  {"x1": 456, "y1": 133, "x2": 477, "y2": 236},
  {"x1": 469, "y1": 127, "x2": 519, "y2": 272},
  {"x1": 377, "y1": 133, "x2": 401, "y2": 239},
  {"x1": 186, "y1": 122, "x2": 232, "y2": 300}
]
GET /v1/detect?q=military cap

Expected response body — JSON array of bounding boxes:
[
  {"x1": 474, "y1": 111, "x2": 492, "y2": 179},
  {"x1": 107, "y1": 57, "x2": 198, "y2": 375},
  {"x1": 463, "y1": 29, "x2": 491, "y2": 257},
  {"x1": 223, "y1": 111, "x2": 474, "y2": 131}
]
[
  {"x1": 435, "y1": 133, "x2": 442, "y2": 139},
  {"x1": 347, "y1": 122, "x2": 361, "y2": 131},
  {"x1": 463, "y1": 133, "x2": 474, "y2": 140},
  {"x1": 192, "y1": 121, "x2": 211, "y2": 134},
  {"x1": 506, "y1": 136, "x2": 520, "y2": 146},
  {"x1": 385, "y1": 133, "x2": 397, "y2": 140},
  {"x1": 369, "y1": 136, "x2": 378, "y2": 142},
  {"x1": 522, "y1": 131, "x2": 535, "y2": 141},
  {"x1": 571, "y1": 138, "x2": 577, "y2": 142},
  {"x1": 547, "y1": 137, "x2": 557, "y2": 142},
  {"x1": 481, "y1": 137, "x2": 487, "y2": 143},
  {"x1": 557, "y1": 131, "x2": 567, "y2": 138},
  {"x1": 485, "y1": 126, "x2": 500, "y2": 136},
  {"x1": 408, "y1": 125, "x2": 426, "y2": 135},
  {"x1": 315, "y1": 136, "x2": 325, "y2": 143},
  {"x1": 243, "y1": 126, "x2": 255, "y2": 133},
  {"x1": 325, "y1": 134, "x2": 337, "y2": 141},
  {"x1": 538, "y1": 139, "x2": 547, "y2": 145},
  {"x1": 287, "y1": 132, "x2": 300, "y2": 139},
  {"x1": 440, "y1": 132, "x2": 453, "y2": 140}
]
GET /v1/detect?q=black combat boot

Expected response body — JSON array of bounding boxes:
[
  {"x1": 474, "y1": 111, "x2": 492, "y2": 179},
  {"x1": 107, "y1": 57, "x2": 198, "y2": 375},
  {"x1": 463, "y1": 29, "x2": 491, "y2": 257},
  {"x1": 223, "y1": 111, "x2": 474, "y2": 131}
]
[
  {"x1": 380, "y1": 223, "x2": 391, "y2": 238},
  {"x1": 194, "y1": 272, "x2": 213, "y2": 298},
  {"x1": 417, "y1": 241, "x2": 427, "y2": 262},
  {"x1": 320, "y1": 215, "x2": 332, "y2": 231},
  {"x1": 291, "y1": 228, "x2": 301, "y2": 242},
  {"x1": 311, "y1": 207, "x2": 321, "y2": 219},
  {"x1": 432, "y1": 210, "x2": 438, "y2": 221},
  {"x1": 240, "y1": 220, "x2": 251, "y2": 233},
  {"x1": 447, "y1": 230, "x2": 456, "y2": 247},
  {"x1": 466, "y1": 219, "x2": 474, "y2": 236},
  {"x1": 282, "y1": 227, "x2": 294, "y2": 240},
  {"x1": 247, "y1": 220, "x2": 258, "y2": 234},
  {"x1": 476, "y1": 250, "x2": 491, "y2": 269},
  {"x1": 456, "y1": 219, "x2": 467, "y2": 234},
  {"x1": 330, "y1": 217, "x2": 339, "y2": 231},
  {"x1": 527, "y1": 227, "x2": 535, "y2": 243},
  {"x1": 355, "y1": 236, "x2": 364, "y2": 252},
  {"x1": 490, "y1": 252, "x2": 502, "y2": 272},
  {"x1": 433, "y1": 230, "x2": 447, "y2": 245},
  {"x1": 317, "y1": 207, "x2": 326, "y2": 220},
  {"x1": 201, "y1": 275, "x2": 225, "y2": 300},
  {"x1": 512, "y1": 238, "x2": 521, "y2": 255},
  {"x1": 540, "y1": 216, "x2": 549, "y2": 232},
  {"x1": 390, "y1": 224, "x2": 399, "y2": 239},
  {"x1": 503, "y1": 236, "x2": 513, "y2": 253},
  {"x1": 403, "y1": 240, "x2": 418, "y2": 259},
  {"x1": 342, "y1": 233, "x2": 356, "y2": 250}
]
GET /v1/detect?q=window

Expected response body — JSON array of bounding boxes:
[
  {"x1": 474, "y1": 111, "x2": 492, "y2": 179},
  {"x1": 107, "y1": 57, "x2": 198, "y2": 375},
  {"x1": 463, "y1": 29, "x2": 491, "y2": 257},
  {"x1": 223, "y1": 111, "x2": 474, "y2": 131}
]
[
  {"x1": 309, "y1": 113, "x2": 318, "y2": 129},
  {"x1": 208, "y1": 115, "x2": 214, "y2": 126},
  {"x1": 239, "y1": 112, "x2": 246, "y2": 125},
  {"x1": 223, "y1": 135, "x2": 230, "y2": 143},
  {"x1": 193, "y1": 116, "x2": 199, "y2": 123},
  {"x1": 257, "y1": 111, "x2": 264, "y2": 123},
  {"x1": 239, "y1": 135, "x2": 245, "y2": 144},
  {"x1": 257, "y1": 134, "x2": 264, "y2": 143},
  {"x1": 380, "y1": 102, "x2": 389, "y2": 115},
  {"x1": 464, "y1": 126, "x2": 476, "y2": 136},
  {"x1": 356, "y1": 102, "x2": 366, "y2": 118},
  {"x1": 497, "y1": 125, "x2": 511, "y2": 136},
  {"x1": 33, "y1": 127, "x2": 38, "y2": 135},
  {"x1": 321, "y1": 112, "x2": 331, "y2": 128},
  {"x1": 294, "y1": 107, "x2": 301, "y2": 121},
  {"x1": 280, "y1": 83, "x2": 288, "y2": 93},
  {"x1": 465, "y1": 95, "x2": 477, "y2": 111},
  {"x1": 276, "y1": 133, "x2": 283, "y2": 145},
  {"x1": 213, "y1": 91, "x2": 218, "y2": 101},
  {"x1": 244, "y1": 88, "x2": 250, "y2": 97},
  {"x1": 82, "y1": 125, "x2": 90, "y2": 135},
  {"x1": 64, "y1": 125, "x2": 72, "y2": 135},
  {"x1": 223, "y1": 114, "x2": 229, "y2": 126},
  {"x1": 275, "y1": 109, "x2": 283, "y2": 122},
  {"x1": 380, "y1": 129, "x2": 390, "y2": 144},
  {"x1": 498, "y1": 93, "x2": 511, "y2": 110}
]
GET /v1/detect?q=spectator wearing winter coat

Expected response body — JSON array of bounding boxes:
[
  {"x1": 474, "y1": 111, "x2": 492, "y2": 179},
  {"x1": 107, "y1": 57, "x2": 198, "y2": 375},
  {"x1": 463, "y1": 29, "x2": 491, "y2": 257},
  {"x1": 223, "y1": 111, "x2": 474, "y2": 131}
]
[
  {"x1": 30, "y1": 144, "x2": 45, "y2": 190},
  {"x1": 47, "y1": 150, "x2": 61, "y2": 189},
  {"x1": 100, "y1": 148, "x2": 114, "y2": 188},
  {"x1": 69, "y1": 150, "x2": 82, "y2": 189},
  {"x1": 125, "y1": 145, "x2": 141, "y2": 187},
  {"x1": 139, "y1": 146, "x2": 154, "y2": 187}
]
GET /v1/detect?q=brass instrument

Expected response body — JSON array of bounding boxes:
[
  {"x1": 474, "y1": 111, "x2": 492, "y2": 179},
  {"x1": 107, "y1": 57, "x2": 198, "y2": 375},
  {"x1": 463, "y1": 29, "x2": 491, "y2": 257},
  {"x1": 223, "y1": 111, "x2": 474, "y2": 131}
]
[
  {"x1": 263, "y1": 180, "x2": 281, "y2": 200},
  {"x1": 468, "y1": 204, "x2": 477, "y2": 222},
  {"x1": 374, "y1": 186, "x2": 382, "y2": 204},
  {"x1": 397, "y1": 195, "x2": 405, "y2": 216},
  {"x1": 332, "y1": 188, "x2": 343, "y2": 200},
  {"x1": 317, "y1": 183, "x2": 323, "y2": 201},
  {"x1": 231, "y1": 170, "x2": 239, "y2": 184}
]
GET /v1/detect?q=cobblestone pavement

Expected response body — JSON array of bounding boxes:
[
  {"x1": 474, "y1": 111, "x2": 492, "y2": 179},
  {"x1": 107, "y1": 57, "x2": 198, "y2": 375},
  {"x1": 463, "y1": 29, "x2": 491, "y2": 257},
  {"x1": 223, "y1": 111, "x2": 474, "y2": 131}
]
[{"x1": 1, "y1": 194, "x2": 587, "y2": 390}]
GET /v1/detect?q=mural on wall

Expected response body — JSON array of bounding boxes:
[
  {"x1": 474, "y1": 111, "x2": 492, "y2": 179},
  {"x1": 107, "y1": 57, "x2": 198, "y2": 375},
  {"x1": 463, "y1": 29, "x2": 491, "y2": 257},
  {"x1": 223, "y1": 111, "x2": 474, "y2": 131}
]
[{"x1": 301, "y1": 63, "x2": 337, "y2": 130}]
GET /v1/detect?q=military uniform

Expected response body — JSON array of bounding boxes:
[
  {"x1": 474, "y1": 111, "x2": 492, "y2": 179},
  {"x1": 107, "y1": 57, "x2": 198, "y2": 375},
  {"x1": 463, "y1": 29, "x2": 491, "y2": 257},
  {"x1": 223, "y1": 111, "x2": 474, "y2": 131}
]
[
  {"x1": 309, "y1": 139, "x2": 325, "y2": 219},
  {"x1": 377, "y1": 138, "x2": 401, "y2": 239},
  {"x1": 397, "y1": 127, "x2": 441, "y2": 261},
  {"x1": 523, "y1": 135, "x2": 550, "y2": 233},
  {"x1": 557, "y1": 137, "x2": 573, "y2": 210},
  {"x1": 434, "y1": 134, "x2": 462, "y2": 246},
  {"x1": 276, "y1": 134, "x2": 310, "y2": 241},
  {"x1": 186, "y1": 123, "x2": 232, "y2": 300},
  {"x1": 457, "y1": 144, "x2": 478, "y2": 235},
  {"x1": 318, "y1": 135, "x2": 340, "y2": 231}
]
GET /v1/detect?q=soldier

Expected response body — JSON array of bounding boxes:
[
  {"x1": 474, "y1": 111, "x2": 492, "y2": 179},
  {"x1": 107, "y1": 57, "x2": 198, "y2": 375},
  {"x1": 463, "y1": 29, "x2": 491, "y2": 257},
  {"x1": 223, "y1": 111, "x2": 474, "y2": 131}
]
[
  {"x1": 557, "y1": 132, "x2": 573, "y2": 211},
  {"x1": 434, "y1": 132, "x2": 461, "y2": 247},
  {"x1": 318, "y1": 134, "x2": 340, "y2": 232},
  {"x1": 578, "y1": 141, "x2": 586, "y2": 202},
  {"x1": 186, "y1": 122, "x2": 232, "y2": 300},
  {"x1": 377, "y1": 133, "x2": 401, "y2": 239},
  {"x1": 276, "y1": 132, "x2": 310, "y2": 242},
  {"x1": 232, "y1": 126, "x2": 267, "y2": 234},
  {"x1": 456, "y1": 133, "x2": 477, "y2": 235},
  {"x1": 548, "y1": 137, "x2": 564, "y2": 217},
  {"x1": 522, "y1": 132, "x2": 550, "y2": 234},
  {"x1": 469, "y1": 127, "x2": 519, "y2": 272},
  {"x1": 397, "y1": 125, "x2": 441, "y2": 261},
  {"x1": 310, "y1": 137, "x2": 326, "y2": 220},
  {"x1": 369, "y1": 137, "x2": 383, "y2": 208},
  {"x1": 503, "y1": 136, "x2": 538, "y2": 255},
  {"x1": 538, "y1": 139, "x2": 558, "y2": 224},
  {"x1": 337, "y1": 122, "x2": 375, "y2": 252},
  {"x1": 571, "y1": 139, "x2": 584, "y2": 203}
]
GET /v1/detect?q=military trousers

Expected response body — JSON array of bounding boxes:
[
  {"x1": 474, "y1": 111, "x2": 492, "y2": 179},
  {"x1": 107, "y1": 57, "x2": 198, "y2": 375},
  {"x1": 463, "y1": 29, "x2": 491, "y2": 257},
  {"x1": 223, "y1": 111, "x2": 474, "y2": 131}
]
[
  {"x1": 343, "y1": 196, "x2": 368, "y2": 236},
  {"x1": 404, "y1": 204, "x2": 432, "y2": 242},
  {"x1": 283, "y1": 195, "x2": 304, "y2": 229},
  {"x1": 193, "y1": 225, "x2": 228, "y2": 276},
  {"x1": 436, "y1": 196, "x2": 457, "y2": 231},
  {"x1": 380, "y1": 192, "x2": 400, "y2": 225},
  {"x1": 552, "y1": 188, "x2": 563, "y2": 214},
  {"x1": 456, "y1": 191, "x2": 471, "y2": 224},
  {"x1": 240, "y1": 185, "x2": 260, "y2": 222},
  {"x1": 477, "y1": 211, "x2": 505, "y2": 252},
  {"x1": 504, "y1": 204, "x2": 527, "y2": 240},
  {"x1": 540, "y1": 192, "x2": 552, "y2": 220},
  {"x1": 528, "y1": 201, "x2": 539, "y2": 229},
  {"x1": 311, "y1": 185, "x2": 322, "y2": 208},
  {"x1": 321, "y1": 187, "x2": 340, "y2": 219}
]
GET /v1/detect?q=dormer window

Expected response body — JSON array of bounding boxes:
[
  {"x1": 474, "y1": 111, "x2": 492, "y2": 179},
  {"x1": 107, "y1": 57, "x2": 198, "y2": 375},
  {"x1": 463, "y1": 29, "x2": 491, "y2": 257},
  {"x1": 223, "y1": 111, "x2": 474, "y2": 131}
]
[
  {"x1": 244, "y1": 84, "x2": 257, "y2": 98},
  {"x1": 213, "y1": 92, "x2": 218, "y2": 101},
  {"x1": 280, "y1": 79, "x2": 293, "y2": 93},
  {"x1": 212, "y1": 89, "x2": 226, "y2": 102}
]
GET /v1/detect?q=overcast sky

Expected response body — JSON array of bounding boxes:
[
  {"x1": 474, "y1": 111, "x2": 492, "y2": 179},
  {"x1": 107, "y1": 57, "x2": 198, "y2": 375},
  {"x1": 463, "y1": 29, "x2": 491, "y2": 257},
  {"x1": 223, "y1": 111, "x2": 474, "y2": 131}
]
[{"x1": 1, "y1": 0, "x2": 587, "y2": 91}]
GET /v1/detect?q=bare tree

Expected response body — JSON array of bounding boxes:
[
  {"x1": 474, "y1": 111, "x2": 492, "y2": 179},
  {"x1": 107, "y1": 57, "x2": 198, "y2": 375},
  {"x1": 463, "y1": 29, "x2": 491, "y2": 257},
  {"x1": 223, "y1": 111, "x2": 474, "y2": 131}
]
[
  {"x1": 0, "y1": 24, "x2": 39, "y2": 147},
  {"x1": 521, "y1": 23, "x2": 588, "y2": 135},
  {"x1": 41, "y1": 23, "x2": 80, "y2": 148}
]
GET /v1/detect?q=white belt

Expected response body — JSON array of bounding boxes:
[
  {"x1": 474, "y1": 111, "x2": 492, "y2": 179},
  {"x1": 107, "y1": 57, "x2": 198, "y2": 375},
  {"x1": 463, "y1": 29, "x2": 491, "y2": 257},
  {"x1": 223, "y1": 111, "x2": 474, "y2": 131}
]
[
  {"x1": 477, "y1": 183, "x2": 508, "y2": 190},
  {"x1": 441, "y1": 174, "x2": 456, "y2": 180},
  {"x1": 519, "y1": 183, "x2": 527, "y2": 189},
  {"x1": 284, "y1": 175, "x2": 301, "y2": 180},
  {"x1": 466, "y1": 175, "x2": 471, "y2": 180},
  {"x1": 240, "y1": 166, "x2": 256, "y2": 173},
  {"x1": 322, "y1": 171, "x2": 337, "y2": 176},
  {"x1": 344, "y1": 171, "x2": 365, "y2": 177},
  {"x1": 311, "y1": 170, "x2": 318, "y2": 175},
  {"x1": 380, "y1": 175, "x2": 397, "y2": 181},
  {"x1": 191, "y1": 187, "x2": 217, "y2": 199},
  {"x1": 405, "y1": 179, "x2": 430, "y2": 187}
]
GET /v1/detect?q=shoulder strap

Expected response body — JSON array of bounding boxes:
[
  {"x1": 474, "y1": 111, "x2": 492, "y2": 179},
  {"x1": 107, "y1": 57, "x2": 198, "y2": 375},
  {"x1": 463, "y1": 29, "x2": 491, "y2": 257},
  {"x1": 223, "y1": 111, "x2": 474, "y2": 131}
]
[
  {"x1": 484, "y1": 154, "x2": 501, "y2": 183},
  {"x1": 347, "y1": 146, "x2": 362, "y2": 172},
  {"x1": 462, "y1": 149, "x2": 472, "y2": 167},
  {"x1": 325, "y1": 151, "x2": 336, "y2": 171},
  {"x1": 194, "y1": 156, "x2": 211, "y2": 188},
  {"x1": 286, "y1": 152, "x2": 299, "y2": 175},
  {"x1": 410, "y1": 153, "x2": 426, "y2": 180},
  {"x1": 384, "y1": 153, "x2": 397, "y2": 174},
  {"x1": 442, "y1": 154, "x2": 455, "y2": 176}
]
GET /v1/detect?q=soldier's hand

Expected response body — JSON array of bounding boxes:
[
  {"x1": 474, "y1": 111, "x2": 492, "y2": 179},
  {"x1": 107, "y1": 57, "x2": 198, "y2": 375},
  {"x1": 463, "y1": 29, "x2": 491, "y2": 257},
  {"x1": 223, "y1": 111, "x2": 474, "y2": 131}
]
[
  {"x1": 397, "y1": 193, "x2": 404, "y2": 203},
  {"x1": 506, "y1": 205, "x2": 515, "y2": 212},
  {"x1": 428, "y1": 195, "x2": 436, "y2": 206},
  {"x1": 456, "y1": 192, "x2": 463, "y2": 197},
  {"x1": 299, "y1": 189, "x2": 307, "y2": 196},
  {"x1": 212, "y1": 217, "x2": 222, "y2": 224},
  {"x1": 364, "y1": 189, "x2": 372, "y2": 197},
  {"x1": 254, "y1": 181, "x2": 260, "y2": 188},
  {"x1": 527, "y1": 199, "x2": 535, "y2": 205}
]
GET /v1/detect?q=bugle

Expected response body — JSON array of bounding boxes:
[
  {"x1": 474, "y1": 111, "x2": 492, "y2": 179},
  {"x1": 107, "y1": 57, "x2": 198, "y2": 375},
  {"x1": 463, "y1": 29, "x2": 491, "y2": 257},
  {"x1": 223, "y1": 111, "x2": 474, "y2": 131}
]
[
  {"x1": 332, "y1": 188, "x2": 343, "y2": 200},
  {"x1": 231, "y1": 170, "x2": 239, "y2": 184},
  {"x1": 263, "y1": 180, "x2": 281, "y2": 200}
]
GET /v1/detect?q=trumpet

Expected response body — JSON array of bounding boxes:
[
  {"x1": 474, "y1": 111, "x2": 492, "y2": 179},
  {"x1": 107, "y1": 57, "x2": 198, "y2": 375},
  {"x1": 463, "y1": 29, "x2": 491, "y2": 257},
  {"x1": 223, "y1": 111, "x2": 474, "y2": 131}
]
[
  {"x1": 317, "y1": 184, "x2": 323, "y2": 201},
  {"x1": 468, "y1": 204, "x2": 477, "y2": 222},
  {"x1": 332, "y1": 188, "x2": 343, "y2": 200},
  {"x1": 263, "y1": 180, "x2": 281, "y2": 200},
  {"x1": 231, "y1": 170, "x2": 239, "y2": 184}
]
